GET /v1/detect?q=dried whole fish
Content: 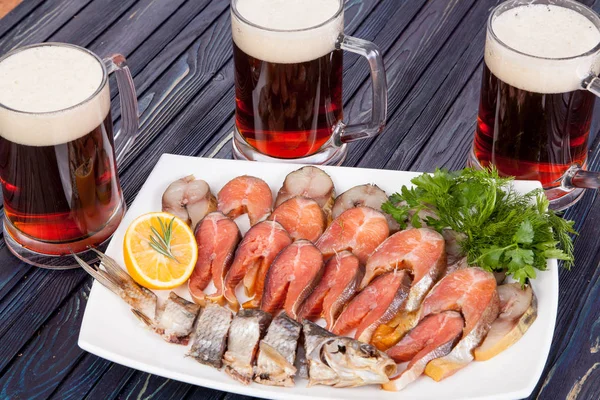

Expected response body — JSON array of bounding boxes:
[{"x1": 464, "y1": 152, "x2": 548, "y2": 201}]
[
  {"x1": 303, "y1": 321, "x2": 396, "y2": 388},
  {"x1": 223, "y1": 309, "x2": 272, "y2": 384},
  {"x1": 254, "y1": 313, "x2": 302, "y2": 387},
  {"x1": 188, "y1": 303, "x2": 233, "y2": 369},
  {"x1": 74, "y1": 249, "x2": 157, "y2": 319},
  {"x1": 132, "y1": 292, "x2": 201, "y2": 345},
  {"x1": 162, "y1": 175, "x2": 217, "y2": 229}
]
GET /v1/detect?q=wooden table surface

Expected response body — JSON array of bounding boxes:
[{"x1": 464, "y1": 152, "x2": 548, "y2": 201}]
[{"x1": 0, "y1": 1, "x2": 599, "y2": 399}]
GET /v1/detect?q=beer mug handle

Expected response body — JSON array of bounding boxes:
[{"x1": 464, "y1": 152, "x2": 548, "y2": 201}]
[
  {"x1": 560, "y1": 76, "x2": 600, "y2": 191},
  {"x1": 333, "y1": 35, "x2": 388, "y2": 144},
  {"x1": 103, "y1": 54, "x2": 139, "y2": 165}
]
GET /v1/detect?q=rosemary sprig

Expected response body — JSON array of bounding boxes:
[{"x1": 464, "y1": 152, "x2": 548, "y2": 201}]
[{"x1": 149, "y1": 217, "x2": 180, "y2": 263}]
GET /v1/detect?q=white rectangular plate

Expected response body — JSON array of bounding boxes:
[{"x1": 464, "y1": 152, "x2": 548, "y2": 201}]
[{"x1": 79, "y1": 154, "x2": 557, "y2": 400}]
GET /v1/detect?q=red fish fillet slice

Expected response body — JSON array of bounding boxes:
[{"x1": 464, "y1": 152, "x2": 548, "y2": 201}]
[
  {"x1": 223, "y1": 221, "x2": 292, "y2": 311},
  {"x1": 275, "y1": 166, "x2": 335, "y2": 219},
  {"x1": 383, "y1": 311, "x2": 464, "y2": 391},
  {"x1": 297, "y1": 251, "x2": 363, "y2": 330},
  {"x1": 419, "y1": 267, "x2": 500, "y2": 381},
  {"x1": 362, "y1": 228, "x2": 446, "y2": 311},
  {"x1": 316, "y1": 206, "x2": 389, "y2": 265},
  {"x1": 189, "y1": 212, "x2": 241, "y2": 305},
  {"x1": 261, "y1": 240, "x2": 324, "y2": 319},
  {"x1": 386, "y1": 311, "x2": 464, "y2": 362},
  {"x1": 217, "y1": 175, "x2": 273, "y2": 226},
  {"x1": 332, "y1": 270, "x2": 411, "y2": 343},
  {"x1": 268, "y1": 197, "x2": 326, "y2": 242}
]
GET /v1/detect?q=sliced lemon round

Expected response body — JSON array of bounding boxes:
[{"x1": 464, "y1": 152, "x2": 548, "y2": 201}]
[{"x1": 123, "y1": 212, "x2": 197, "y2": 290}]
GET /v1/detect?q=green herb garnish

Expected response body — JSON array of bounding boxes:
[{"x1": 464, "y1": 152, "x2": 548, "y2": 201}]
[
  {"x1": 382, "y1": 167, "x2": 576, "y2": 285},
  {"x1": 149, "y1": 217, "x2": 180, "y2": 263}
]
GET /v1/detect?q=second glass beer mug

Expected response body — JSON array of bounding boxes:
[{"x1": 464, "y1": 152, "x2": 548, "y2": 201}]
[
  {"x1": 231, "y1": 0, "x2": 387, "y2": 165},
  {"x1": 0, "y1": 43, "x2": 139, "y2": 269},
  {"x1": 470, "y1": 0, "x2": 600, "y2": 210}
]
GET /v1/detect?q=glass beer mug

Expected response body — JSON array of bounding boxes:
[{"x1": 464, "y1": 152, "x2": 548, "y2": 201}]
[
  {"x1": 0, "y1": 43, "x2": 139, "y2": 269},
  {"x1": 231, "y1": 0, "x2": 387, "y2": 165},
  {"x1": 470, "y1": 0, "x2": 600, "y2": 210}
]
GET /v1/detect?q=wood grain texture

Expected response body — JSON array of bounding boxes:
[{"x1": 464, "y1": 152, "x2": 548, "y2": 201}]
[
  {"x1": 0, "y1": 0, "x2": 599, "y2": 399},
  {"x1": 0, "y1": 0, "x2": 22, "y2": 19},
  {"x1": 0, "y1": 0, "x2": 93, "y2": 53}
]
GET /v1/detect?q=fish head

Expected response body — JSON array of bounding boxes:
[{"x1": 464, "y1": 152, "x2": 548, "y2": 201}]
[{"x1": 322, "y1": 338, "x2": 396, "y2": 386}]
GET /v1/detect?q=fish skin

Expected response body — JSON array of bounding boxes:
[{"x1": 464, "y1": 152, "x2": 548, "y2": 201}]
[
  {"x1": 275, "y1": 166, "x2": 335, "y2": 220},
  {"x1": 189, "y1": 212, "x2": 241, "y2": 305},
  {"x1": 316, "y1": 206, "x2": 390, "y2": 265},
  {"x1": 382, "y1": 312, "x2": 463, "y2": 391},
  {"x1": 132, "y1": 291, "x2": 201, "y2": 345},
  {"x1": 222, "y1": 221, "x2": 292, "y2": 311},
  {"x1": 420, "y1": 267, "x2": 500, "y2": 381},
  {"x1": 223, "y1": 309, "x2": 272, "y2": 384},
  {"x1": 188, "y1": 304, "x2": 233, "y2": 369},
  {"x1": 254, "y1": 313, "x2": 302, "y2": 387},
  {"x1": 332, "y1": 270, "x2": 411, "y2": 343},
  {"x1": 362, "y1": 228, "x2": 447, "y2": 311},
  {"x1": 268, "y1": 196, "x2": 326, "y2": 242},
  {"x1": 302, "y1": 321, "x2": 397, "y2": 388},
  {"x1": 217, "y1": 175, "x2": 273, "y2": 226},
  {"x1": 297, "y1": 251, "x2": 363, "y2": 330},
  {"x1": 261, "y1": 240, "x2": 324, "y2": 320}
]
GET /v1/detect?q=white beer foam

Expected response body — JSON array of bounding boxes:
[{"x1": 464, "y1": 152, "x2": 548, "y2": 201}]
[
  {"x1": 232, "y1": 0, "x2": 343, "y2": 64},
  {"x1": 486, "y1": 4, "x2": 600, "y2": 94},
  {"x1": 0, "y1": 45, "x2": 110, "y2": 146}
]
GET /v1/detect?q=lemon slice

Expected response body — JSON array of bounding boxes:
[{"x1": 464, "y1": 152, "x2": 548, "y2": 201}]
[{"x1": 123, "y1": 212, "x2": 197, "y2": 290}]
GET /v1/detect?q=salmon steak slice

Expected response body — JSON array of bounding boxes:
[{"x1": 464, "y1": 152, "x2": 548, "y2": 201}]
[
  {"x1": 316, "y1": 206, "x2": 390, "y2": 265},
  {"x1": 223, "y1": 221, "x2": 292, "y2": 311},
  {"x1": 188, "y1": 212, "x2": 241, "y2": 305},
  {"x1": 362, "y1": 228, "x2": 447, "y2": 311},
  {"x1": 260, "y1": 240, "x2": 324, "y2": 320},
  {"x1": 297, "y1": 251, "x2": 363, "y2": 330},
  {"x1": 420, "y1": 267, "x2": 500, "y2": 381},
  {"x1": 268, "y1": 197, "x2": 326, "y2": 242},
  {"x1": 383, "y1": 311, "x2": 464, "y2": 391},
  {"x1": 275, "y1": 166, "x2": 335, "y2": 220},
  {"x1": 217, "y1": 175, "x2": 273, "y2": 226},
  {"x1": 332, "y1": 270, "x2": 411, "y2": 343}
]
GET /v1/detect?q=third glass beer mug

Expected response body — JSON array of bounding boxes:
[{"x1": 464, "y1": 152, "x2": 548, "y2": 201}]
[
  {"x1": 0, "y1": 43, "x2": 139, "y2": 268},
  {"x1": 231, "y1": 0, "x2": 387, "y2": 165},
  {"x1": 470, "y1": 0, "x2": 600, "y2": 210}
]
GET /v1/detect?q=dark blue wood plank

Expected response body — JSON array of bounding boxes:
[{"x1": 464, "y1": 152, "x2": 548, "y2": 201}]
[
  {"x1": 0, "y1": 0, "x2": 45, "y2": 39},
  {"x1": 0, "y1": 0, "x2": 93, "y2": 53},
  {"x1": 0, "y1": 281, "x2": 90, "y2": 399}
]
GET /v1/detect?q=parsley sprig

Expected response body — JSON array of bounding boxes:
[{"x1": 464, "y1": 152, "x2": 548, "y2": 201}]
[{"x1": 381, "y1": 167, "x2": 576, "y2": 285}]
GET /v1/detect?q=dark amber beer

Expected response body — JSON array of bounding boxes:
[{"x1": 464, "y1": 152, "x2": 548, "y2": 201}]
[
  {"x1": 234, "y1": 42, "x2": 343, "y2": 159},
  {"x1": 0, "y1": 43, "x2": 136, "y2": 267},
  {"x1": 471, "y1": 1, "x2": 600, "y2": 208},
  {"x1": 232, "y1": 0, "x2": 345, "y2": 160}
]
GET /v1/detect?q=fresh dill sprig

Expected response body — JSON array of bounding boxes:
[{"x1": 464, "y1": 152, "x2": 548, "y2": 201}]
[
  {"x1": 382, "y1": 167, "x2": 577, "y2": 285},
  {"x1": 149, "y1": 217, "x2": 180, "y2": 263}
]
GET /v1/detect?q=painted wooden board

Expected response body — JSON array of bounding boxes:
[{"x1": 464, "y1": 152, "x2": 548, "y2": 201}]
[{"x1": 0, "y1": 0, "x2": 599, "y2": 399}]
